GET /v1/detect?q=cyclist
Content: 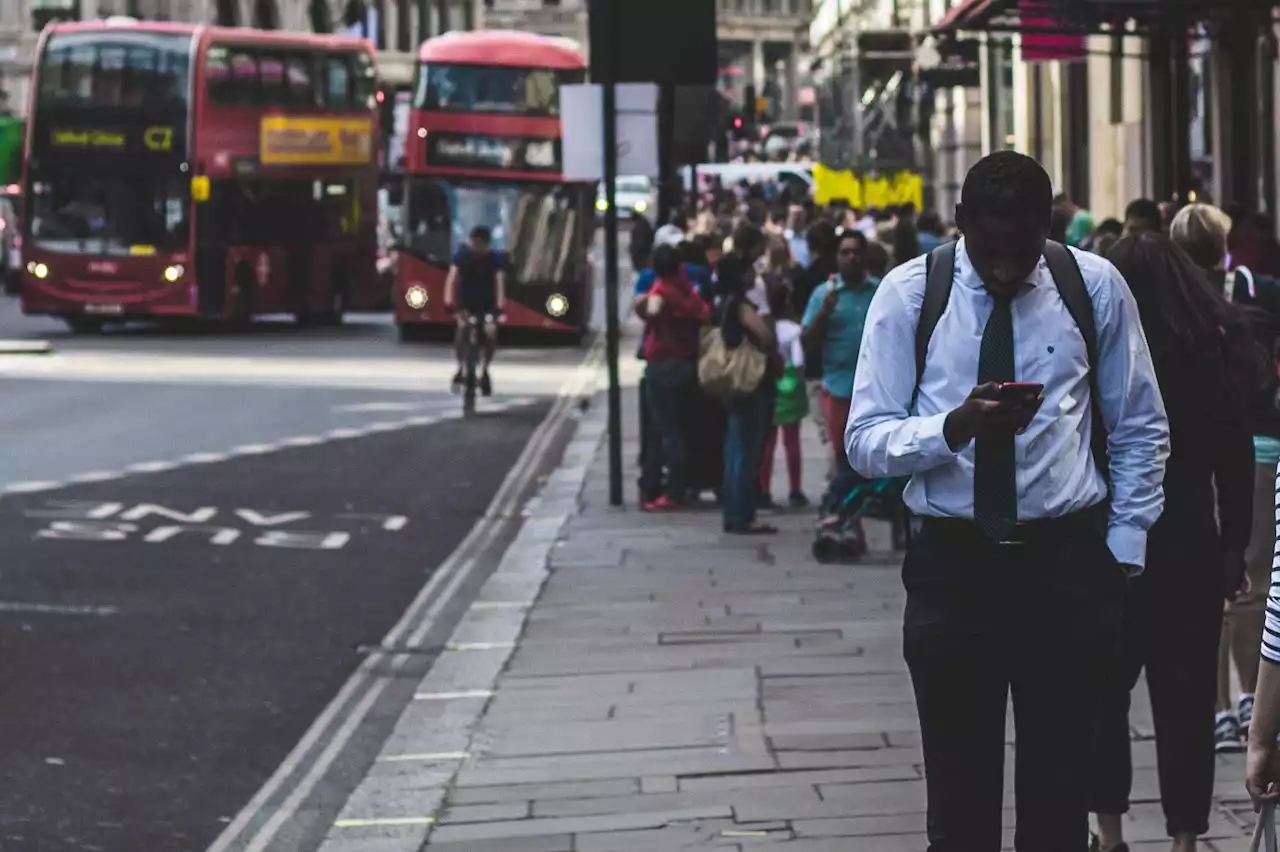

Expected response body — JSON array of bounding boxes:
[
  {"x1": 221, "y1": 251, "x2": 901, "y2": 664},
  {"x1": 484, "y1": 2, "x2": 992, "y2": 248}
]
[{"x1": 443, "y1": 225, "x2": 507, "y2": 395}]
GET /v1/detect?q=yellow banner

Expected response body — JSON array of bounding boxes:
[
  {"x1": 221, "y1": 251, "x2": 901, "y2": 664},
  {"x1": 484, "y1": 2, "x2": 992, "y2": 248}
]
[
  {"x1": 813, "y1": 164, "x2": 924, "y2": 211},
  {"x1": 259, "y1": 117, "x2": 373, "y2": 166}
]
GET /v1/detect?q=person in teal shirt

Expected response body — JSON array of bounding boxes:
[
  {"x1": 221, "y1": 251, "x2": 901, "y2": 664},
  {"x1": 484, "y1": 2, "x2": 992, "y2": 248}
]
[
  {"x1": 1054, "y1": 193, "x2": 1095, "y2": 248},
  {"x1": 801, "y1": 230, "x2": 878, "y2": 466}
]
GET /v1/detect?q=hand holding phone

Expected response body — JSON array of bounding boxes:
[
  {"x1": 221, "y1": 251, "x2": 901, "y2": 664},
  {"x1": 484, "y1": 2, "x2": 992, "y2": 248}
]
[
  {"x1": 998, "y1": 382, "x2": 1045, "y2": 407},
  {"x1": 943, "y1": 382, "x2": 1045, "y2": 450}
]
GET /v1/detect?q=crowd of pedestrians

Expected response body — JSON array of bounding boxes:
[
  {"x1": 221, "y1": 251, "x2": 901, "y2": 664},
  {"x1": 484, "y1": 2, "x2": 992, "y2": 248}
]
[{"x1": 628, "y1": 151, "x2": 1280, "y2": 850}]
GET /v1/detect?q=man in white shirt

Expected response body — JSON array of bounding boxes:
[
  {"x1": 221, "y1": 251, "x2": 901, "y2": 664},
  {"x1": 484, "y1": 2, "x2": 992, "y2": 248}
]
[
  {"x1": 654, "y1": 212, "x2": 688, "y2": 248},
  {"x1": 846, "y1": 151, "x2": 1169, "y2": 850}
]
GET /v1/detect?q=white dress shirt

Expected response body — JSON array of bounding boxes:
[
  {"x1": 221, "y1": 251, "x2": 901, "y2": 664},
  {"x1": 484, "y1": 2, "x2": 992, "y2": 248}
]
[{"x1": 845, "y1": 238, "x2": 1170, "y2": 568}]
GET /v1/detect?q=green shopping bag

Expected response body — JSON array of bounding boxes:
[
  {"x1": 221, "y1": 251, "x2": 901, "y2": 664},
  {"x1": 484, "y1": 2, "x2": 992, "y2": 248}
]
[{"x1": 774, "y1": 364, "x2": 810, "y2": 426}]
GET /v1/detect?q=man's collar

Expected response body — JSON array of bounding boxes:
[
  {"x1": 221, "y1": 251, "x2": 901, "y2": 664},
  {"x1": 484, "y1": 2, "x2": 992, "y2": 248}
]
[{"x1": 955, "y1": 237, "x2": 1046, "y2": 292}]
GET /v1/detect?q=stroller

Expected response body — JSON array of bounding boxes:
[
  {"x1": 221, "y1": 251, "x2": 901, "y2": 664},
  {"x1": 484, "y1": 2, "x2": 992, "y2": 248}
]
[{"x1": 812, "y1": 469, "x2": 909, "y2": 564}]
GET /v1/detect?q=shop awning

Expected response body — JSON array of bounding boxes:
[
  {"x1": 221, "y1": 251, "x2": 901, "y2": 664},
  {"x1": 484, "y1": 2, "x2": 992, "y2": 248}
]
[{"x1": 932, "y1": 0, "x2": 1277, "y2": 36}]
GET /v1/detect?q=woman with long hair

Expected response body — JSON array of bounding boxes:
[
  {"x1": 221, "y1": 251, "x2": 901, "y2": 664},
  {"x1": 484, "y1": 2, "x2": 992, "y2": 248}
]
[
  {"x1": 714, "y1": 250, "x2": 778, "y2": 535},
  {"x1": 1088, "y1": 233, "x2": 1265, "y2": 852}
]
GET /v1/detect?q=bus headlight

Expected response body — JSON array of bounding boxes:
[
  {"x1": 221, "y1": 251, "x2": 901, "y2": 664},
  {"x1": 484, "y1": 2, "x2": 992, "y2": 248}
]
[
  {"x1": 405, "y1": 285, "x2": 428, "y2": 310},
  {"x1": 546, "y1": 293, "x2": 569, "y2": 318},
  {"x1": 595, "y1": 198, "x2": 608, "y2": 212},
  {"x1": 28, "y1": 261, "x2": 48, "y2": 279},
  {"x1": 163, "y1": 264, "x2": 184, "y2": 282},
  {"x1": 634, "y1": 200, "x2": 649, "y2": 214}
]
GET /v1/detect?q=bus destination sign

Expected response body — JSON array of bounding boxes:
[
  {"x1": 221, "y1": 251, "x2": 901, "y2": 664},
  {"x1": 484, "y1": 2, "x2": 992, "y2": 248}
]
[
  {"x1": 41, "y1": 123, "x2": 182, "y2": 156},
  {"x1": 260, "y1": 117, "x2": 373, "y2": 166},
  {"x1": 426, "y1": 134, "x2": 561, "y2": 174}
]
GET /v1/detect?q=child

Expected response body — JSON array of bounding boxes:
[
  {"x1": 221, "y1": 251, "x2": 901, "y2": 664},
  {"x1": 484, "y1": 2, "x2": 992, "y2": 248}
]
[{"x1": 759, "y1": 280, "x2": 809, "y2": 509}]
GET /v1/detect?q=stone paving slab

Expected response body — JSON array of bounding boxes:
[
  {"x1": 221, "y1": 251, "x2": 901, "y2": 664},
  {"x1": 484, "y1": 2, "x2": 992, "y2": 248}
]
[{"x1": 316, "y1": 356, "x2": 1257, "y2": 850}]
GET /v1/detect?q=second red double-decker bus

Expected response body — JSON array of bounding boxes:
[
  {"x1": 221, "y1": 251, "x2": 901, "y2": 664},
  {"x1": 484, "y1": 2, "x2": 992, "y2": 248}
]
[
  {"x1": 394, "y1": 30, "x2": 594, "y2": 342},
  {"x1": 20, "y1": 20, "x2": 385, "y2": 332}
]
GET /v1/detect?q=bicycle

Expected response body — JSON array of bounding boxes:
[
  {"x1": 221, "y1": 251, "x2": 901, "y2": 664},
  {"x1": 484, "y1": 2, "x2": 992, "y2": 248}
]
[{"x1": 448, "y1": 307, "x2": 499, "y2": 416}]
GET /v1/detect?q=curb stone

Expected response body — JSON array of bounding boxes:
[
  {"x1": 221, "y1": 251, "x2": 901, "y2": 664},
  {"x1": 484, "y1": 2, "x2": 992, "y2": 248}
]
[{"x1": 314, "y1": 403, "x2": 609, "y2": 852}]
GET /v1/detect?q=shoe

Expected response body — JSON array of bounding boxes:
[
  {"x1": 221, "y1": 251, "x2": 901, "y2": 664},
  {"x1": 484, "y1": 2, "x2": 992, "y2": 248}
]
[
  {"x1": 1215, "y1": 710, "x2": 1245, "y2": 753},
  {"x1": 479, "y1": 370, "x2": 492, "y2": 397},
  {"x1": 1240, "y1": 693, "x2": 1256, "y2": 732},
  {"x1": 789, "y1": 491, "x2": 810, "y2": 509},
  {"x1": 1089, "y1": 834, "x2": 1129, "y2": 852},
  {"x1": 450, "y1": 369, "x2": 464, "y2": 391},
  {"x1": 642, "y1": 495, "x2": 681, "y2": 513},
  {"x1": 757, "y1": 494, "x2": 780, "y2": 513}
]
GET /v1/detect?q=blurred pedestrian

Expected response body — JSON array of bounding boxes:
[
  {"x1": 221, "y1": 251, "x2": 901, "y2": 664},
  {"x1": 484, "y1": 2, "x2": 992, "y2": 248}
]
[
  {"x1": 1125, "y1": 198, "x2": 1164, "y2": 237},
  {"x1": 629, "y1": 214, "x2": 654, "y2": 274},
  {"x1": 759, "y1": 281, "x2": 809, "y2": 509},
  {"x1": 785, "y1": 205, "x2": 811, "y2": 268},
  {"x1": 637, "y1": 245, "x2": 711, "y2": 513},
  {"x1": 1168, "y1": 203, "x2": 1280, "y2": 756},
  {"x1": 715, "y1": 251, "x2": 778, "y2": 535},
  {"x1": 655, "y1": 210, "x2": 688, "y2": 247},
  {"x1": 1089, "y1": 233, "x2": 1263, "y2": 852},
  {"x1": 793, "y1": 221, "x2": 840, "y2": 478},
  {"x1": 917, "y1": 210, "x2": 946, "y2": 255},
  {"x1": 1055, "y1": 193, "x2": 1095, "y2": 248},
  {"x1": 847, "y1": 150, "x2": 1169, "y2": 851}
]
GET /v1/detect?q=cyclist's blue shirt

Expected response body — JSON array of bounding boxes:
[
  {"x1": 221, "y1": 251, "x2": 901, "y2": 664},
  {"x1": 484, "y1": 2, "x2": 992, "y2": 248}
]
[
  {"x1": 634, "y1": 264, "x2": 713, "y2": 299},
  {"x1": 454, "y1": 246, "x2": 507, "y2": 309}
]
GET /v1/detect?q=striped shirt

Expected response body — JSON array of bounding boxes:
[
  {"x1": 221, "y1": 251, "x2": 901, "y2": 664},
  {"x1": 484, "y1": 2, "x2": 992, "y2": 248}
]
[{"x1": 1265, "y1": 460, "x2": 1280, "y2": 663}]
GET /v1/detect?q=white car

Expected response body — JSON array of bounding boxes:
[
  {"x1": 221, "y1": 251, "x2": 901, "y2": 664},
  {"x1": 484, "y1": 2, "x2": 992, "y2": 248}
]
[{"x1": 596, "y1": 175, "x2": 656, "y2": 223}]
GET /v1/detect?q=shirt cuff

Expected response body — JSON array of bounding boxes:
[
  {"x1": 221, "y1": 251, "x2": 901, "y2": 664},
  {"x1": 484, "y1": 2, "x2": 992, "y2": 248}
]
[
  {"x1": 915, "y1": 411, "x2": 960, "y2": 465},
  {"x1": 1106, "y1": 523, "x2": 1148, "y2": 575}
]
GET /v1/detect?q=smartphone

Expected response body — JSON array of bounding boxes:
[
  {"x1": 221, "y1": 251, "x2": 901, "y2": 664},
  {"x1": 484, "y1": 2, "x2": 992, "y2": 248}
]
[{"x1": 999, "y1": 382, "x2": 1045, "y2": 406}]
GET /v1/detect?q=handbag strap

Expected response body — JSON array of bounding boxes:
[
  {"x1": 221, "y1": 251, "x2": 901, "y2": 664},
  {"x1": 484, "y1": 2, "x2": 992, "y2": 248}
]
[{"x1": 1251, "y1": 801, "x2": 1278, "y2": 852}]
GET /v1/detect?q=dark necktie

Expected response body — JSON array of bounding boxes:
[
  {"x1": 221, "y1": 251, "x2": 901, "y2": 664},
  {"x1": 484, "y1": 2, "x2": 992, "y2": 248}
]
[{"x1": 974, "y1": 294, "x2": 1017, "y2": 541}]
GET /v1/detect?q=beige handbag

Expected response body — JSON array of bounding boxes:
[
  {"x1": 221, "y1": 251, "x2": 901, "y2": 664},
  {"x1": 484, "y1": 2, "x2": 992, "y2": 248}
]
[{"x1": 698, "y1": 325, "x2": 767, "y2": 401}]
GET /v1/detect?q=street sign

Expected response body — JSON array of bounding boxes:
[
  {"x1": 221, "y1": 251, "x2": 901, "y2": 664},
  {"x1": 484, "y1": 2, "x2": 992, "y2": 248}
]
[{"x1": 560, "y1": 83, "x2": 659, "y2": 180}]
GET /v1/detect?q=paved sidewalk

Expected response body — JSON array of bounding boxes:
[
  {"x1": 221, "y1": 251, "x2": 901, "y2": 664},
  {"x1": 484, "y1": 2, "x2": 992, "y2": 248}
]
[{"x1": 319, "y1": 372, "x2": 1261, "y2": 852}]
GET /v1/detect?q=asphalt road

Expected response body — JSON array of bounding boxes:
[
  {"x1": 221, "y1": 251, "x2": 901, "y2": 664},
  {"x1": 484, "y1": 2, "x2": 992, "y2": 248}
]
[{"x1": 0, "y1": 286, "x2": 609, "y2": 852}]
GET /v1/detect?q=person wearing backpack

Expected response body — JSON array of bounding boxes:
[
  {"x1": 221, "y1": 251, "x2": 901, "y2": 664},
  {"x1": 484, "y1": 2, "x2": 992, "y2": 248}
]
[{"x1": 845, "y1": 151, "x2": 1170, "y2": 851}]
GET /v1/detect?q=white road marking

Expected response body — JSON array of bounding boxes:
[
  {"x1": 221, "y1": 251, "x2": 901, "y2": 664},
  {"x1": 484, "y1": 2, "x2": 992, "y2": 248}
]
[
  {"x1": 469, "y1": 601, "x2": 529, "y2": 610},
  {"x1": 444, "y1": 641, "x2": 516, "y2": 652},
  {"x1": 403, "y1": 415, "x2": 439, "y2": 427},
  {"x1": 230, "y1": 444, "x2": 278, "y2": 455},
  {"x1": 66, "y1": 471, "x2": 121, "y2": 484},
  {"x1": 362, "y1": 421, "x2": 404, "y2": 433},
  {"x1": 279, "y1": 435, "x2": 324, "y2": 447},
  {"x1": 0, "y1": 601, "x2": 117, "y2": 616},
  {"x1": 4, "y1": 481, "x2": 61, "y2": 494},
  {"x1": 181, "y1": 452, "x2": 229, "y2": 464},
  {"x1": 325, "y1": 428, "x2": 365, "y2": 439},
  {"x1": 332, "y1": 402, "x2": 424, "y2": 413},
  {"x1": 126, "y1": 461, "x2": 178, "y2": 473}
]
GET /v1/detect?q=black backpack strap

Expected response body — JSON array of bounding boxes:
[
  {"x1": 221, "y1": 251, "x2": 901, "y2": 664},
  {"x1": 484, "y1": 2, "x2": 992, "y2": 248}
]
[
  {"x1": 916, "y1": 241, "x2": 958, "y2": 389},
  {"x1": 1043, "y1": 240, "x2": 1109, "y2": 483}
]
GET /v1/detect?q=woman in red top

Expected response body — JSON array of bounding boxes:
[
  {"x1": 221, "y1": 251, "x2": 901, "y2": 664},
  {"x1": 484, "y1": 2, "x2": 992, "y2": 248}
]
[{"x1": 639, "y1": 245, "x2": 712, "y2": 512}]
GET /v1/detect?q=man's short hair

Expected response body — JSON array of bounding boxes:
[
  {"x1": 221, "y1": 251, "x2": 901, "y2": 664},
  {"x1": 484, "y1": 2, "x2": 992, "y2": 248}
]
[
  {"x1": 470, "y1": 225, "x2": 493, "y2": 242},
  {"x1": 960, "y1": 151, "x2": 1054, "y2": 230},
  {"x1": 651, "y1": 244, "x2": 682, "y2": 279},
  {"x1": 1124, "y1": 198, "x2": 1162, "y2": 228},
  {"x1": 1169, "y1": 203, "x2": 1232, "y2": 269}
]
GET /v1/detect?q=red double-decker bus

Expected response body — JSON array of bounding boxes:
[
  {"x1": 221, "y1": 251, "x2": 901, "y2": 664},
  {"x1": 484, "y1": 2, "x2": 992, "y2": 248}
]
[
  {"x1": 394, "y1": 30, "x2": 593, "y2": 342},
  {"x1": 20, "y1": 20, "x2": 385, "y2": 332}
]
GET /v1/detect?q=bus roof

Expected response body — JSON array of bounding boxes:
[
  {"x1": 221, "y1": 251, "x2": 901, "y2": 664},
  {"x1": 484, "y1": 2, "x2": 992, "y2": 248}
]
[
  {"x1": 43, "y1": 20, "x2": 374, "y2": 53},
  {"x1": 417, "y1": 29, "x2": 586, "y2": 70}
]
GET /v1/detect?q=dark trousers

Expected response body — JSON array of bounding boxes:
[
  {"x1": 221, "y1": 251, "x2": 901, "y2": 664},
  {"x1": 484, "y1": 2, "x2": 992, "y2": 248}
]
[
  {"x1": 1088, "y1": 518, "x2": 1222, "y2": 837},
  {"x1": 904, "y1": 515, "x2": 1125, "y2": 852},
  {"x1": 642, "y1": 359, "x2": 695, "y2": 501},
  {"x1": 723, "y1": 387, "x2": 768, "y2": 531}
]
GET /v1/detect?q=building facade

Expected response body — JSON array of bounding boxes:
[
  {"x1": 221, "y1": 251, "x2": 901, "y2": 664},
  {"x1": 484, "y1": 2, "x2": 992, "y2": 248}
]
[{"x1": 0, "y1": 0, "x2": 481, "y2": 116}]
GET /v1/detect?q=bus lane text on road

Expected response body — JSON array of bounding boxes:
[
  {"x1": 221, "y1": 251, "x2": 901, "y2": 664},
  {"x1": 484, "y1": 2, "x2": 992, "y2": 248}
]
[{"x1": 22, "y1": 501, "x2": 408, "y2": 550}]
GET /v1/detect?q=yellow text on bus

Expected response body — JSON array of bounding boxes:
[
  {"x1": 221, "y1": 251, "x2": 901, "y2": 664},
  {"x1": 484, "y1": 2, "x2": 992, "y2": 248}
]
[
  {"x1": 52, "y1": 129, "x2": 126, "y2": 149},
  {"x1": 259, "y1": 117, "x2": 373, "y2": 166}
]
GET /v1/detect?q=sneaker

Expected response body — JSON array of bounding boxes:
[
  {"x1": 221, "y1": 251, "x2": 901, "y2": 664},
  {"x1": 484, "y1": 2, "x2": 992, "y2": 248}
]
[
  {"x1": 479, "y1": 370, "x2": 493, "y2": 397},
  {"x1": 642, "y1": 495, "x2": 681, "y2": 513},
  {"x1": 450, "y1": 369, "x2": 464, "y2": 391},
  {"x1": 1215, "y1": 710, "x2": 1245, "y2": 753},
  {"x1": 789, "y1": 491, "x2": 810, "y2": 509},
  {"x1": 1089, "y1": 834, "x2": 1129, "y2": 852},
  {"x1": 758, "y1": 494, "x2": 780, "y2": 513},
  {"x1": 1240, "y1": 693, "x2": 1256, "y2": 732}
]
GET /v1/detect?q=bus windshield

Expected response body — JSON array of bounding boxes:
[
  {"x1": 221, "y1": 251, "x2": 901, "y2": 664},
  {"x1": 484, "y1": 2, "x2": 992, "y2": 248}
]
[
  {"x1": 412, "y1": 63, "x2": 583, "y2": 117},
  {"x1": 405, "y1": 178, "x2": 589, "y2": 285},
  {"x1": 37, "y1": 30, "x2": 192, "y2": 109},
  {"x1": 28, "y1": 170, "x2": 190, "y2": 256}
]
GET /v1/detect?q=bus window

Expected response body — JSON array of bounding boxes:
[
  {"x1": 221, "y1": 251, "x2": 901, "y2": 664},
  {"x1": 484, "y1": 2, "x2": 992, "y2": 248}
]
[
  {"x1": 207, "y1": 47, "x2": 260, "y2": 106},
  {"x1": 29, "y1": 171, "x2": 190, "y2": 255},
  {"x1": 352, "y1": 52, "x2": 376, "y2": 108},
  {"x1": 39, "y1": 31, "x2": 192, "y2": 108},
  {"x1": 324, "y1": 56, "x2": 351, "y2": 107},
  {"x1": 259, "y1": 55, "x2": 287, "y2": 105},
  {"x1": 405, "y1": 178, "x2": 451, "y2": 265},
  {"x1": 284, "y1": 54, "x2": 317, "y2": 107},
  {"x1": 414, "y1": 64, "x2": 580, "y2": 116}
]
